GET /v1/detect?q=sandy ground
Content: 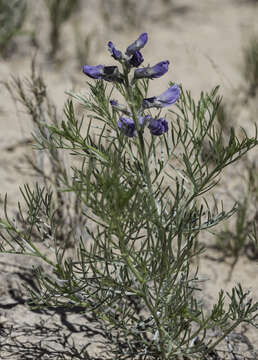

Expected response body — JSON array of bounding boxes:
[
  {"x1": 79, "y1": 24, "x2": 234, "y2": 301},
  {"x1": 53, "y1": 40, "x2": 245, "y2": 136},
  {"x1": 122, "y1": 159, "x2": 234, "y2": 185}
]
[{"x1": 0, "y1": 0, "x2": 258, "y2": 358}]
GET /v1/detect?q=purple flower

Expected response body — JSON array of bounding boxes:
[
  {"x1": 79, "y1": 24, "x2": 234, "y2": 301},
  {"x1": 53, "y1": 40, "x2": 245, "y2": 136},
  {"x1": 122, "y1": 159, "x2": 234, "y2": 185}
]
[
  {"x1": 126, "y1": 33, "x2": 148, "y2": 56},
  {"x1": 142, "y1": 84, "x2": 180, "y2": 109},
  {"x1": 117, "y1": 117, "x2": 136, "y2": 137},
  {"x1": 82, "y1": 65, "x2": 104, "y2": 79},
  {"x1": 107, "y1": 33, "x2": 147, "y2": 68},
  {"x1": 148, "y1": 118, "x2": 168, "y2": 136},
  {"x1": 129, "y1": 50, "x2": 144, "y2": 67},
  {"x1": 108, "y1": 41, "x2": 123, "y2": 60},
  {"x1": 134, "y1": 61, "x2": 169, "y2": 79},
  {"x1": 110, "y1": 99, "x2": 118, "y2": 106},
  {"x1": 117, "y1": 116, "x2": 145, "y2": 137},
  {"x1": 83, "y1": 65, "x2": 123, "y2": 82}
]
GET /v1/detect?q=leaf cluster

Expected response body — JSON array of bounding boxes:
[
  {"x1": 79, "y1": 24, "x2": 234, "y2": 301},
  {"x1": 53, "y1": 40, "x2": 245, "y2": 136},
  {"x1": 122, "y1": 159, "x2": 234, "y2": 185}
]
[
  {"x1": 0, "y1": 77, "x2": 258, "y2": 359},
  {"x1": 3, "y1": 59, "x2": 86, "y2": 248}
]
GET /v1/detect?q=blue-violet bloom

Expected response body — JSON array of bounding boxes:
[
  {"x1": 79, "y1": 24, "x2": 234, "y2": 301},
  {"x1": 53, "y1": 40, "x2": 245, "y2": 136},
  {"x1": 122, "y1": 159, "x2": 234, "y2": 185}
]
[
  {"x1": 110, "y1": 99, "x2": 118, "y2": 107},
  {"x1": 134, "y1": 60, "x2": 169, "y2": 79},
  {"x1": 142, "y1": 84, "x2": 180, "y2": 109},
  {"x1": 107, "y1": 33, "x2": 147, "y2": 68},
  {"x1": 125, "y1": 33, "x2": 148, "y2": 56},
  {"x1": 108, "y1": 41, "x2": 123, "y2": 60},
  {"x1": 82, "y1": 65, "x2": 104, "y2": 79},
  {"x1": 83, "y1": 65, "x2": 123, "y2": 82},
  {"x1": 148, "y1": 118, "x2": 168, "y2": 136},
  {"x1": 129, "y1": 50, "x2": 144, "y2": 67},
  {"x1": 117, "y1": 116, "x2": 145, "y2": 137},
  {"x1": 117, "y1": 117, "x2": 136, "y2": 137}
]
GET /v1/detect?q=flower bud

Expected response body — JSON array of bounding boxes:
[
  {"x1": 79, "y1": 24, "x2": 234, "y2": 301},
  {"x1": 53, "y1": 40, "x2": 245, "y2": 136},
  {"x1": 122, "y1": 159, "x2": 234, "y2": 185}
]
[
  {"x1": 83, "y1": 65, "x2": 123, "y2": 82},
  {"x1": 143, "y1": 84, "x2": 180, "y2": 108},
  {"x1": 126, "y1": 33, "x2": 148, "y2": 56},
  {"x1": 148, "y1": 118, "x2": 168, "y2": 136},
  {"x1": 134, "y1": 61, "x2": 169, "y2": 79}
]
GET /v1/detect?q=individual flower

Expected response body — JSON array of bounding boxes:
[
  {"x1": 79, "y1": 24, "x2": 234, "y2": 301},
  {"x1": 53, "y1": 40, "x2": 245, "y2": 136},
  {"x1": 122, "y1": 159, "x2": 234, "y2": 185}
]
[
  {"x1": 134, "y1": 61, "x2": 169, "y2": 79},
  {"x1": 125, "y1": 33, "x2": 148, "y2": 56},
  {"x1": 82, "y1": 65, "x2": 104, "y2": 79},
  {"x1": 142, "y1": 84, "x2": 180, "y2": 109},
  {"x1": 108, "y1": 41, "x2": 123, "y2": 60},
  {"x1": 117, "y1": 115, "x2": 169, "y2": 137},
  {"x1": 107, "y1": 33, "x2": 147, "y2": 68},
  {"x1": 117, "y1": 116, "x2": 145, "y2": 137},
  {"x1": 117, "y1": 116, "x2": 136, "y2": 137},
  {"x1": 110, "y1": 99, "x2": 119, "y2": 107},
  {"x1": 110, "y1": 100, "x2": 130, "y2": 115},
  {"x1": 148, "y1": 118, "x2": 168, "y2": 136},
  {"x1": 129, "y1": 50, "x2": 144, "y2": 67},
  {"x1": 83, "y1": 65, "x2": 123, "y2": 82}
]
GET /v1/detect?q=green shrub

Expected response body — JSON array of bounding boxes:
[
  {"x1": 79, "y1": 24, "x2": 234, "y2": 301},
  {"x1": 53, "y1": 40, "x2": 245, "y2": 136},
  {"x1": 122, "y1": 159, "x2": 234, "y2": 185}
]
[
  {"x1": 1, "y1": 33, "x2": 258, "y2": 359},
  {"x1": 0, "y1": 0, "x2": 27, "y2": 56}
]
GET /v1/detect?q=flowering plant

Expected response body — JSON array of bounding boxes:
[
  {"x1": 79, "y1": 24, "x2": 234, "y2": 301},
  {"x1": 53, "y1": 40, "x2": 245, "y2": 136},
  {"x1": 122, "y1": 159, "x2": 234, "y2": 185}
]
[{"x1": 1, "y1": 33, "x2": 258, "y2": 359}]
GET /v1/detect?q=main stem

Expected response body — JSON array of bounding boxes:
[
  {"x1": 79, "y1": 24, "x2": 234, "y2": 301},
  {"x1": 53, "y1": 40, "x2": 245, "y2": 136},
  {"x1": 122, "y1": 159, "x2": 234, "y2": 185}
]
[
  {"x1": 123, "y1": 67, "x2": 168, "y2": 359},
  {"x1": 123, "y1": 68, "x2": 154, "y2": 198}
]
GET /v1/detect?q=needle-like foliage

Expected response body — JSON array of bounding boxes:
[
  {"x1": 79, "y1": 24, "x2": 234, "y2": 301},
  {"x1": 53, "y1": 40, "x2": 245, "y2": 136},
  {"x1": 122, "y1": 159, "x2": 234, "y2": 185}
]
[{"x1": 1, "y1": 33, "x2": 258, "y2": 359}]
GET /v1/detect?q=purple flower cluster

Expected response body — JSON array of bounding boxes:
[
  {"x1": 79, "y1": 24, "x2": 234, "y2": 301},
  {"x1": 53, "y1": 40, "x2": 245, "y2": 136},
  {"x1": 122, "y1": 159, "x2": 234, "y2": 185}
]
[
  {"x1": 83, "y1": 33, "x2": 149, "y2": 82},
  {"x1": 108, "y1": 32, "x2": 147, "y2": 67},
  {"x1": 117, "y1": 115, "x2": 169, "y2": 137},
  {"x1": 83, "y1": 33, "x2": 170, "y2": 82},
  {"x1": 82, "y1": 33, "x2": 180, "y2": 137}
]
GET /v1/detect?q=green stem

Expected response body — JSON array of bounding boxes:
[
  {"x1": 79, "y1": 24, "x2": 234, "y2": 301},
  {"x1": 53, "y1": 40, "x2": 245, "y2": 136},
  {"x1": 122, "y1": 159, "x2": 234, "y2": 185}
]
[
  {"x1": 0, "y1": 219, "x2": 57, "y2": 268},
  {"x1": 123, "y1": 66, "x2": 154, "y2": 199},
  {"x1": 203, "y1": 319, "x2": 242, "y2": 356},
  {"x1": 122, "y1": 67, "x2": 169, "y2": 359}
]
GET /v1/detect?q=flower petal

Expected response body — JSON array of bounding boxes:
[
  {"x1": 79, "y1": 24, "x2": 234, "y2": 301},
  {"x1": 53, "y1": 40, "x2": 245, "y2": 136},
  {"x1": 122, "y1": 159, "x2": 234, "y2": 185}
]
[
  {"x1": 83, "y1": 65, "x2": 123, "y2": 82},
  {"x1": 82, "y1": 65, "x2": 104, "y2": 79},
  {"x1": 156, "y1": 84, "x2": 180, "y2": 107},
  {"x1": 143, "y1": 84, "x2": 180, "y2": 108},
  {"x1": 134, "y1": 61, "x2": 169, "y2": 79},
  {"x1": 108, "y1": 41, "x2": 123, "y2": 60},
  {"x1": 148, "y1": 118, "x2": 168, "y2": 136},
  {"x1": 117, "y1": 115, "x2": 146, "y2": 137},
  {"x1": 117, "y1": 116, "x2": 136, "y2": 137},
  {"x1": 129, "y1": 50, "x2": 144, "y2": 67},
  {"x1": 126, "y1": 33, "x2": 148, "y2": 56}
]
